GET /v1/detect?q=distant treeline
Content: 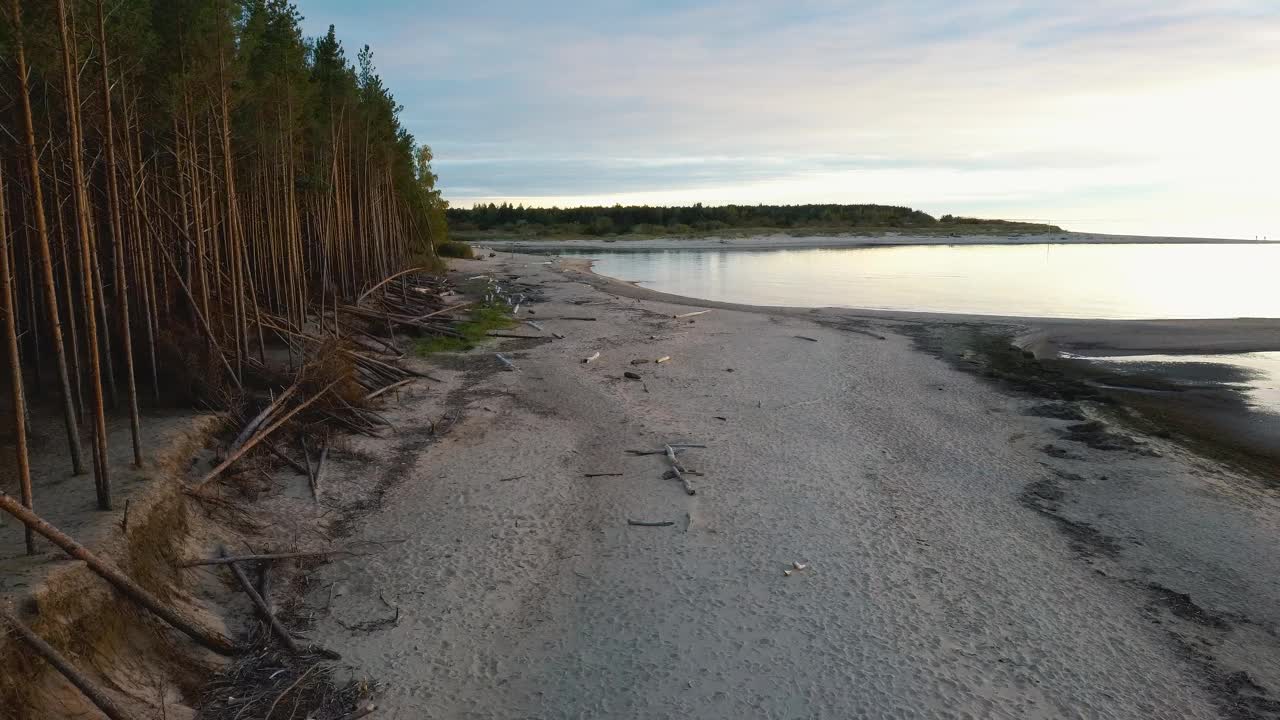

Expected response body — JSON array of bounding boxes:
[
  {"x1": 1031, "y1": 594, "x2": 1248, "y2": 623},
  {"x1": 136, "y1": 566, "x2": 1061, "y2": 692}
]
[{"x1": 448, "y1": 203, "x2": 1062, "y2": 236}]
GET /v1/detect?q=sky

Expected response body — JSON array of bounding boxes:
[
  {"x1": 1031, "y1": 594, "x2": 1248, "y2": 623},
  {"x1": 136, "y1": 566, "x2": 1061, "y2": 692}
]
[{"x1": 297, "y1": 1, "x2": 1280, "y2": 239}]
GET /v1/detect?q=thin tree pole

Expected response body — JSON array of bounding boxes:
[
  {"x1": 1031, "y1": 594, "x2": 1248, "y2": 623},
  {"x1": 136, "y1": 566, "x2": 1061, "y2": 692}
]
[
  {"x1": 9, "y1": 0, "x2": 87, "y2": 475},
  {"x1": 216, "y1": 50, "x2": 245, "y2": 380},
  {"x1": 1, "y1": 164, "x2": 36, "y2": 555},
  {"x1": 51, "y1": 159, "x2": 85, "y2": 423},
  {"x1": 128, "y1": 96, "x2": 159, "y2": 402},
  {"x1": 97, "y1": 0, "x2": 142, "y2": 467},
  {"x1": 56, "y1": 0, "x2": 112, "y2": 510}
]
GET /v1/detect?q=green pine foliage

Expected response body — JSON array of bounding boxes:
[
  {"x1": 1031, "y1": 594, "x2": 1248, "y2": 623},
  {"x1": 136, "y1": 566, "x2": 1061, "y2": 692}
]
[
  {"x1": 3, "y1": 0, "x2": 449, "y2": 271},
  {"x1": 448, "y1": 203, "x2": 1062, "y2": 237}
]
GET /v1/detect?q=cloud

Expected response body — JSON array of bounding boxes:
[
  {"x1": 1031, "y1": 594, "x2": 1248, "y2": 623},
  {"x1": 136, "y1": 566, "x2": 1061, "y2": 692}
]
[{"x1": 297, "y1": 0, "x2": 1280, "y2": 237}]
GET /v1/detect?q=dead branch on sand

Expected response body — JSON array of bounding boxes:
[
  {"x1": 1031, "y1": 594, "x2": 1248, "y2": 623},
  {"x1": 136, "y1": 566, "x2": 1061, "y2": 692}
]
[
  {"x1": 181, "y1": 550, "x2": 355, "y2": 567},
  {"x1": 665, "y1": 444, "x2": 697, "y2": 496},
  {"x1": 219, "y1": 545, "x2": 301, "y2": 655}
]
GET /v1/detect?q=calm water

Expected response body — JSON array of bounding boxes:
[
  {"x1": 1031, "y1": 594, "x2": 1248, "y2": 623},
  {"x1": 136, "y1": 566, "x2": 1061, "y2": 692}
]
[
  {"x1": 576, "y1": 241, "x2": 1280, "y2": 414},
  {"x1": 580, "y1": 243, "x2": 1280, "y2": 320}
]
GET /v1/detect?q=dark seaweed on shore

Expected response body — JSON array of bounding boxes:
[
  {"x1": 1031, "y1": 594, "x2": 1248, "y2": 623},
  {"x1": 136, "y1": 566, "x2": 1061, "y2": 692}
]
[{"x1": 196, "y1": 625, "x2": 371, "y2": 720}]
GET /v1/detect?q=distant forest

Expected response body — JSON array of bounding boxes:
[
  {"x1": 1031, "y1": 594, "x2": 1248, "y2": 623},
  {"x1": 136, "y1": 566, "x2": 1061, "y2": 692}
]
[{"x1": 448, "y1": 203, "x2": 1063, "y2": 236}]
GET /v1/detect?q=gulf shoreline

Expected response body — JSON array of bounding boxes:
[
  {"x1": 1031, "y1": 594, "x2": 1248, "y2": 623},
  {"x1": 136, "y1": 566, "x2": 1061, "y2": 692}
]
[
  {"x1": 539, "y1": 252, "x2": 1280, "y2": 357},
  {"x1": 296, "y1": 250, "x2": 1280, "y2": 717},
  {"x1": 533, "y1": 250, "x2": 1280, "y2": 477}
]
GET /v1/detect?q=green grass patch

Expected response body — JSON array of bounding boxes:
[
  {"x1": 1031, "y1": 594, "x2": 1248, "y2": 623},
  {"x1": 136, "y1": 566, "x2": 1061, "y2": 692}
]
[{"x1": 413, "y1": 302, "x2": 514, "y2": 354}]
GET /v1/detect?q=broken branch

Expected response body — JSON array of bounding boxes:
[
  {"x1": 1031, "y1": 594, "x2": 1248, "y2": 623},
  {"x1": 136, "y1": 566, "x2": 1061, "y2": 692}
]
[{"x1": 220, "y1": 545, "x2": 300, "y2": 654}]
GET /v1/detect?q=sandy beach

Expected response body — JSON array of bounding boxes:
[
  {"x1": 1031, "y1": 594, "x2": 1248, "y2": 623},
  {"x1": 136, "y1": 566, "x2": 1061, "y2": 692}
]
[{"x1": 297, "y1": 252, "x2": 1280, "y2": 718}]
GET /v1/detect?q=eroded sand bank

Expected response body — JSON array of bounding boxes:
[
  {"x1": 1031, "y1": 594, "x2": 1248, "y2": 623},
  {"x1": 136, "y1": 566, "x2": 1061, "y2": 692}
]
[{"x1": 304, "y1": 253, "x2": 1280, "y2": 718}]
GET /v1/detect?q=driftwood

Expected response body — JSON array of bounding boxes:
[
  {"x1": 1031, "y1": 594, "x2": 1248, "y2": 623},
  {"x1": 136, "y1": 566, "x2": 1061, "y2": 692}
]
[
  {"x1": 673, "y1": 310, "x2": 711, "y2": 319},
  {"x1": 334, "y1": 705, "x2": 378, "y2": 720},
  {"x1": 366, "y1": 378, "x2": 413, "y2": 401},
  {"x1": 0, "y1": 492, "x2": 236, "y2": 654},
  {"x1": 624, "y1": 371, "x2": 641, "y2": 380},
  {"x1": 0, "y1": 607, "x2": 132, "y2": 720},
  {"x1": 627, "y1": 519, "x2": 675, "y2": 527},
  {"x1": 498, "y1": 475, "x2": 527, "y2": 482},
  {"x1": 220, "y1": 545, "x2": 300, "y2": 654},
  {"x1": 551, "y1": 316, "x2": 596, "y2": 321},
  {"x1": 794, "y1": 335, "x2": 818, "y2": 342},
  {"x1": 180, "y1": 550, "x2": 351, "y2": 567},
  {"x1": 626, "y1": 448, "x2": 687, "y2": 456},
  {"x1": 495, "y1": 353, "x2": 518, "y2": 371},
  {"x1": 665, "y1": 444, "x2": 696, "y2": 496},
  {"x1": 193, "y1": 378, "x2": 341, "y2": 490},
  {"x1": 265, "y1": 441, "x2": 309, "y2": 476},
  {"x1": 230, "y1": 384, "x2": 299, "y2": 452},
  {"x1": 582, "y1": 351, "x2": 600, "y2": 364},
  {"x1": 655, "y1": 356, "x2": 671, "y2": 364},
  {"x1": 583, "y1": 472, "x2": 623, "y2": 478}
]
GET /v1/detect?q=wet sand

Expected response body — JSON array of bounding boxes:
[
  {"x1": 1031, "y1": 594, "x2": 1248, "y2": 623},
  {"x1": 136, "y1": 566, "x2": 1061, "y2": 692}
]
[{"x1": 302, "y1": 252, "x2": 1280, "y2": 718}]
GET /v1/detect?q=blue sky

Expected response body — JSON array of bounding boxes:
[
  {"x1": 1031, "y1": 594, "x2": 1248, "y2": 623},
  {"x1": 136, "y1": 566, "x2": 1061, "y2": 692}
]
[{"x1": 297, "y1": 1, "x2": 1280, "y2": 238}]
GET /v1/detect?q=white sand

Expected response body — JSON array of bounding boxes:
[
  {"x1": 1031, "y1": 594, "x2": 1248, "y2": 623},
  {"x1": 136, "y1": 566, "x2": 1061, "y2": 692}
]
[{"x1": 306, "y1": 254, "x2": 1280, "y2": 718}]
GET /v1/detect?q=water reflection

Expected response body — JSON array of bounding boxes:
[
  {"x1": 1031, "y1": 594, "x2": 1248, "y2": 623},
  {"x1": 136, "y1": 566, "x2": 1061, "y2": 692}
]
[
  {"x1": 1079, "y1": 352, "x2": 1280, "y2": 414},
  {"x1": 578, "y1": 243, "x2": 1280, "y2": 320}
]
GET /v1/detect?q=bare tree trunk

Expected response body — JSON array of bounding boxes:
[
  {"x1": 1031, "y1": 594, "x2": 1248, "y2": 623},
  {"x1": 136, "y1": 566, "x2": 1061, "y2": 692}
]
[
  {"x1": 56, "y1": 0, "x2": 112, "y2": 510},
  {"x1": 96, "y1": 0, "x2": 142, "y2": 467},
  {"x1": 1, "y1": 164, "x2": 36, "y2": 555},
  {"x1": 9, "y1": 0, "x2": 86, "y2": 475}
]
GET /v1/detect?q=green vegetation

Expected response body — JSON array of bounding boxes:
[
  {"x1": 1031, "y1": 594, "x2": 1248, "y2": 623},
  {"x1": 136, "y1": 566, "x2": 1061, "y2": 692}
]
[
  {"x1": 436, "y1": 240, "x2": 476, "y2": 259},
  {"x1": 413, "y1": 303, "x2": 513, "y2": 354},
  {"x1": 448, "y1": 203, "x2": 1063, "y2": 239}
]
